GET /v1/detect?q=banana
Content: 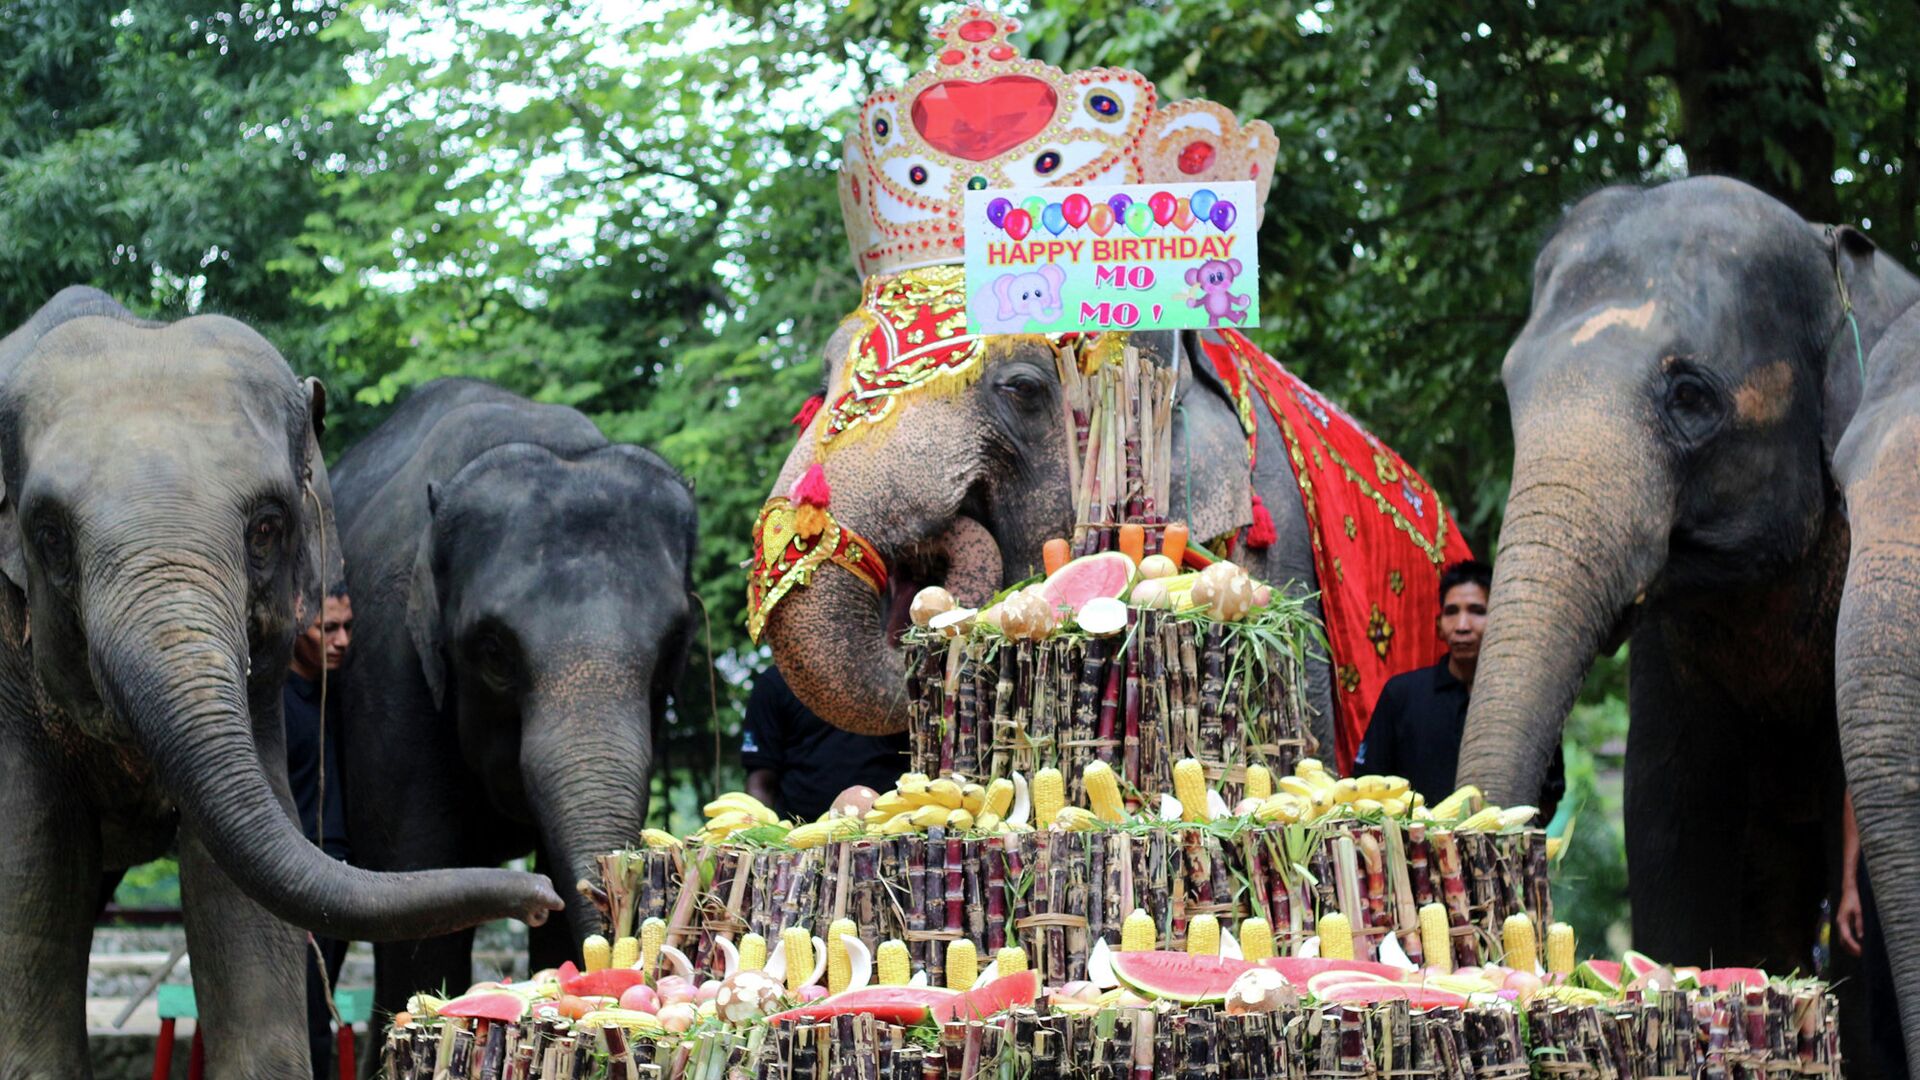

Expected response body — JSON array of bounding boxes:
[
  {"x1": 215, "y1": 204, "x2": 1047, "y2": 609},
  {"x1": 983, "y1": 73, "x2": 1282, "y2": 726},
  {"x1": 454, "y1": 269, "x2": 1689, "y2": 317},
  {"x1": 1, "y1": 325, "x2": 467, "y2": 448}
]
[
  {"x1": 926, "y1": 778, "x2": 965, "y2": 810},
  {"x1": 703, "y1": 793, "x2": 778, "y2": 823},
  {"x1": 871, "y1": 791, "x2": 913, "y2": 817},
  {"x1": 1354, "y1": 775, "x2": 1391, "y2": 800},
  {"x1": 640, "y1": 828, "x2": 682, "y2": 851},
  {"x1": 1331, "y1": 777, "x2": 1361, "y2": 804},
  {"x1": 911, "y1": 804, "x2": 949, "y2": 829},
  {"x1": 961, "y1": 783, "x2": 988, "y2": 815}
]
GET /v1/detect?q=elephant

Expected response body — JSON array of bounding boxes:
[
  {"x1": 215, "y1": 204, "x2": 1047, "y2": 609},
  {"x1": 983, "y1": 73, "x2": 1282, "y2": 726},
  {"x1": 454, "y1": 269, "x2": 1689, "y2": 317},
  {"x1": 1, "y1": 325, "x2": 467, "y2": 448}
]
[
  {"x1": 1454, "y1": 177, "x2": 1920, "y2": 1002},
  {"x1": 975, "y1": 264, "x2": 1067, "y2": 332},
  {"x1": 0, "y1": 289, "x2": 560, "y2": 1079},
  {"x1": 330, "y1": 378, "x2": 697, "y2": 1026}
]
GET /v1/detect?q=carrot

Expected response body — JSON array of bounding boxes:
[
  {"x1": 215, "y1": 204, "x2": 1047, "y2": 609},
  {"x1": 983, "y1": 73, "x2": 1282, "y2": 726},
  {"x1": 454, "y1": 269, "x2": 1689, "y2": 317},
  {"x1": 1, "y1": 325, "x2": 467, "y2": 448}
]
[
  {"x1": 1043, "y1": 538, "x2": 1071, "y2": 576},
  {"x1": 1118, "y1": 523, "x2": 1145, "y2": 565},
  {"x1": 1162, "y1": 522, "x2": 1189, "y2": 567}
]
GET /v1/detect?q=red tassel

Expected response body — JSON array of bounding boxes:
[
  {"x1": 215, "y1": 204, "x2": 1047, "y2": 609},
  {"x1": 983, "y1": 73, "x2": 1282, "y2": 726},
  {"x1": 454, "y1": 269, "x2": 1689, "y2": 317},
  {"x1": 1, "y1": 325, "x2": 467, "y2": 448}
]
[
  {"x1": 791, "y1": 463, "x2": 832, "y2": 508},
  {"x1": 1247, "y1": 493, "x2": 1277, "y2": 550},
  {"x1": 792, "y1": 394, "x2": 824, "y2": 432}
]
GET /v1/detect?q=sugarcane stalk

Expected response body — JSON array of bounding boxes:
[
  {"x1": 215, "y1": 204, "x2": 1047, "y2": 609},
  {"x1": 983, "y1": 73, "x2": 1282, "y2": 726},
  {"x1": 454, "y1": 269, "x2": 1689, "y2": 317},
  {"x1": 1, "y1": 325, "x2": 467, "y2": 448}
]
[
  {"x1": 984, "y1": 835, "x2": 1007, "y2": 954},
  {"x1": 962, "y1": 837, "x2": 985, "y2": 947},
  {"x1": 1074, "y1": 636, "x2": 1112, "y2": 800},
  {"x1": 1065, "y1": 830, "x2": 1090, "y2": 982},
  {"x1": 1096, "y1": 635, "x2": 1124, "y2": 769},
  {"x1": 1428, "y1": 830, "x2": 1478, "y2": 967}
]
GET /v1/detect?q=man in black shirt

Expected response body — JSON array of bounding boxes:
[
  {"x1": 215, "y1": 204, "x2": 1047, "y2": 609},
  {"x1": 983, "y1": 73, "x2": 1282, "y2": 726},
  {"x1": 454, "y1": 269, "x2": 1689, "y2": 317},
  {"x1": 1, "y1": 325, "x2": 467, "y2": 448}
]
[
  {"x1": 741, "y1": 666, "x2": 910, "y2": 822},
  {"x1": 1355, "y1": 560, "x2": 1564, "y2": 817},
  {"x1": 284, "y1": 585, "x2": 353, "y2": 1080}
]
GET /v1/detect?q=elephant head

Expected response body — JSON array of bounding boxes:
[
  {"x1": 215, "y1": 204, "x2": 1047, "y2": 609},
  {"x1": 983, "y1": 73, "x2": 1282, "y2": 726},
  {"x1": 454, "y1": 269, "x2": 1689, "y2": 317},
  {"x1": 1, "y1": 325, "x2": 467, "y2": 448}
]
[
  {"x1": 0, "y1": 287, "x2": 560, "y2": 940},
  {"x1": 407, "y1": 442, "x2": 696, "y2": 939},
  {"x1": 761, "y1": 324, "x2": 1249, "y2": 734},
  {"x1": 1456, "y1": 178, "x2": 1920, "y2": 803}
]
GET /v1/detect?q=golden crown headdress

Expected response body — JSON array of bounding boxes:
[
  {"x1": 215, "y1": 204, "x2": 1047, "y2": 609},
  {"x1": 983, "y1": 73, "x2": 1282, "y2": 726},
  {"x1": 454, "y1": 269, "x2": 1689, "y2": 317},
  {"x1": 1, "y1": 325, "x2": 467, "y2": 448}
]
[{"x1": 838, "y1": 8, "x2": 1280, "y2": 278}]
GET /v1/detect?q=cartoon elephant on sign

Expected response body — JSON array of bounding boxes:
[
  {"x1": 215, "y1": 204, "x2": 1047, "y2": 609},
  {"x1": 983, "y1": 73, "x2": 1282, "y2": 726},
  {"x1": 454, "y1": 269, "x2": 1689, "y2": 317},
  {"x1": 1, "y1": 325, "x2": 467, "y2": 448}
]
[
  {"x1": 976, "y1": 264, "x2": 1066, "y2": 333},
  {"x1": 1186, "y1": 258, "x2": 1250, "y2": 327}
]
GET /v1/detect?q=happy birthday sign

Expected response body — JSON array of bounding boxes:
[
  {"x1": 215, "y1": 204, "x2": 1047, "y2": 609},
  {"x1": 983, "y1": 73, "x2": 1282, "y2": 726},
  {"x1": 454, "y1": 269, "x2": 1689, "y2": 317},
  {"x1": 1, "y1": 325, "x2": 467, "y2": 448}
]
[{"x1": 962, "y1": 181, "x2": 1259, "y2": 334}]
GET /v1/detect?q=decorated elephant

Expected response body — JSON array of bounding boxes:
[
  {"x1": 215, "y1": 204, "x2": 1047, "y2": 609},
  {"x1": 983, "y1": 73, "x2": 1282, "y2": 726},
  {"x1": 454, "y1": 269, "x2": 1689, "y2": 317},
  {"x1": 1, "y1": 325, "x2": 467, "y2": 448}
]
[
  {"x1": 330, "y1": 379, "x2": 697, "y2": 1024},
  {"x1": 0, "y1": 290, "x2": 560, "y2": 1077},
  {"x1": 1455, "y1": 178, "x2": 1920, "y2": 1032}
]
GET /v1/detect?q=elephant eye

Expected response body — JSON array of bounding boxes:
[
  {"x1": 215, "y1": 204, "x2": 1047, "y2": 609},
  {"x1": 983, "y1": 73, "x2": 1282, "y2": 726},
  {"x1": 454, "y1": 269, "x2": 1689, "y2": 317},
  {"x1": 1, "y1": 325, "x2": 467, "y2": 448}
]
[
  {"x1": 1662, "y1": 365, "x2": 1724, "y2": 440},
  {"x1": 247, "y1": 507, "x2": 285, "y2": 564},
  {"x1": 33, "y1": 521, "x2": 72, "y2": 581}
]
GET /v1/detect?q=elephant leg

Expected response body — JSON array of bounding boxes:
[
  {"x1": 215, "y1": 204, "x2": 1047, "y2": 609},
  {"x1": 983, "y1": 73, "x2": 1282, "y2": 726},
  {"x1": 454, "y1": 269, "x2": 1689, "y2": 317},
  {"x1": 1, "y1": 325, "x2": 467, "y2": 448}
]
[
  {"x1": 179, "y1": 825, "x2": 310, "y2": 1076},
  {"x1": 1249, "y1": 456, "x2": 1336, "y2": 758},
  {"x1": 0, "y1": 739, "x2": 98, "y2": 1080}
]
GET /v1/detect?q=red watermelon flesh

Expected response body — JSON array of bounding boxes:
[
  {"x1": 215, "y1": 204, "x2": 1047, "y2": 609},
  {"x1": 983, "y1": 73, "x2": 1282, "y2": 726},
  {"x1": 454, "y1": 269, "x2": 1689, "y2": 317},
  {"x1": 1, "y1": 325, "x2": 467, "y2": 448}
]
[
  {"x1": 766, "y1": 986, "x2": 960, "y2": 1026},
  {"x1": 1315, "y1": 982, "x2": 1468, "y2": 1008},
  {"x1": 1622, "y1": 951, "x2": 1662, "y2": 978},
  {"x1": 1111, "y1": 951, "x2": 1253, "y2": 1003},
  {"x1": 440, "y1": 991, "x2": 528, "y2": 1023},
  {"x1": 1573, "y1": 959, "x2": 1623, "y2": 992},
  {"x1": 1263, "y1": 957, "x2": 1406, "y2": 985},
  {"x1": 928, "y1": 970, "x2": 1041, "y2": 1023},
  {"x1": 558, "y1": 962, "x2": 648, "y2": 998},
  {"x1": 1694, "y1": 967, "x2": 1768, "y2": 992},
  {"x1": 1037, "y1": 553, "x2": 1134, "y2": 614}
]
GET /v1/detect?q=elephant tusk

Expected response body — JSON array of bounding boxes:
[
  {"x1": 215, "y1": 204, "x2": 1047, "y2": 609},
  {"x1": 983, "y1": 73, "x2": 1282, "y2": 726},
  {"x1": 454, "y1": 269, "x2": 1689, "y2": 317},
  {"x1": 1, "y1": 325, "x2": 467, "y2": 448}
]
[
  {"x1": 841, "y1": 934, "x2": 873, "y2": 991},
  {"x1": 1158, "y1": 793, "x2": 1184, "y2": 821},
  {"x1": 1007, "y1": 771, "x2": 1031, "y2": 827},
  {"x1": 804, "y1": 936, "x2": 827, "y2": 988},
  {"x1": 1377, "y1": 931, "x2": 1416, "y2": 972},
  {"x1": 714, "y1": 937, "x2": 740, "y2": 979},
  {"x1": 659, "y1": 945, "x2": 695, "y2": 980},
  {"x1": 1206, "y1": 789, "x2": 1231, "y2": 822},
  {"x1": 764, "y1": 939, "x2": 788, "y2": 982}
]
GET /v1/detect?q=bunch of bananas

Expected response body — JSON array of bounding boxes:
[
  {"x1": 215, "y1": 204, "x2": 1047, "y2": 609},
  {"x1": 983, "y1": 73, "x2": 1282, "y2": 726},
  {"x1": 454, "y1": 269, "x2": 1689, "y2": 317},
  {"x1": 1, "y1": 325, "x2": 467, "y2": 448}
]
[
  {"x1": 695, "y1": 792, "x2": 786, "y2": 843},
  {"x1": 860, "y1": 772, "x2": 1037, "y2": 836}
]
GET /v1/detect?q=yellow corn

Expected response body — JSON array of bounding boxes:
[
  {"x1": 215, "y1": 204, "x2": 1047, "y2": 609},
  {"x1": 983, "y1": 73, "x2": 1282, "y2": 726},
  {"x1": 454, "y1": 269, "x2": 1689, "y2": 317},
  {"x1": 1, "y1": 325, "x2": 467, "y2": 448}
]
[
  {"x1": 1295, "y1": 757, "x2": 1327, "y2": 777},
  {"x1": 1032, "y1": 768, "x2": 1065, "y2": 827},
  {"x1": 1084, "y1": 760, "x2": 1127, "y2": 823},
  {"x1": 974, "y1": 812, "x2": 1001, "y2": 831},
  {"x1": 640, "y1": 917, "x2": 667, "y2": 976},
  {"x1": 1455, "y1": 807, "x2": 1503, "y2": 832},
  {"x1": 1054, "y1": 806, "x2": 1100, "y2": 831},
  {"x1": 1186, "y1": 913, "x2": 1220, "y2": 956},
  {"x1": 782, "y1": 926, "x2": 814, "y2": 994},
  {"x1": 1546, "y1": 922, "x2": 1575, "y2": 975},
  {"x1": 981, "y1": 778, "x2": 1014, "y2": 819},
  {"x1": 1174, "y1": 758, "x2": 1209, "y2": 822},
  {"x1": 1244, "y1": 764, "x2": 1273, "y2": 801},
  {"x1": 583, "y1": 934, "x2": 611, "y2": 973},
  {"x1": 826, "y1": 918, "x2": 858, "y2": 995},
  {"x1": 1121, "y1": 909, "x2": 1155, "y2": 953},
  {"x1": 738, "y1": 932, "x2": 767, "y2": 972},
  {"x1": 786, "y1": 821, "x2": 835, "y2": 849},
  {"x1": 1317, "y1": 913, "x2": 1353, "y2": 960},
  {"x1": 1419, "y1": 903, "x2": 1453, "y2": 974},
  {"x1": 945, "y1": 939, "x2": 978, "y2": 990},
  {"x1": 995, "y1": 946, "x2": 1028, "y2": 977},
  {"x1": 1431, "y1": 785, "x2": 1483, "y2": 821},
  {"x1": 1502, "y1": 913, "x2": 1538, "y2": 971},
  {"x1": 1239, "y1": 917, "x2": 1274, "y2": 962},
  {"x1": 641, "y1": 828, "x2": 682, "y2": 851},
  {"x1": 611, "y1": 936, "x2": 639, "y2": 970},
  {"x1": 876, "y1": 940, "x2": 911, "y2": 986}
]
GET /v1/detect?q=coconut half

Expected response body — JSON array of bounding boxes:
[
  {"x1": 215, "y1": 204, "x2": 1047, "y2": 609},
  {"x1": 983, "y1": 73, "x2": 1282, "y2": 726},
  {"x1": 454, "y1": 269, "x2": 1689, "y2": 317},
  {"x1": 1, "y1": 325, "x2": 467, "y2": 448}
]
[{"x1": 1075, "y1": 595, "x2": 1128, "y2": 636}]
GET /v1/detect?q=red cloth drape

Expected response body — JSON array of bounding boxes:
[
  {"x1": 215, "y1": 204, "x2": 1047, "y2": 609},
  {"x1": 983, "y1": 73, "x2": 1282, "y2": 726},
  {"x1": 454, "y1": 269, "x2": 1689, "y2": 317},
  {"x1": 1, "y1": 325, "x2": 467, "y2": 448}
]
[{"x1": 1202, "y1": 329, "x2": 1475, "y2": 773}]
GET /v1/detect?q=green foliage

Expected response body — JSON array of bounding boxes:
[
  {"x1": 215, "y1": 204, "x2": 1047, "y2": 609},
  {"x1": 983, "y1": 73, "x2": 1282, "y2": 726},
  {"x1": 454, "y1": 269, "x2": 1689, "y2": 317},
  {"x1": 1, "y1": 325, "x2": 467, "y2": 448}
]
[
  {"x1": 1552, "y1": 651, "x2": 1632, "y2": 955},
  {"x1": 112, "y1": 857, "x2": 183, "y2": 909}
]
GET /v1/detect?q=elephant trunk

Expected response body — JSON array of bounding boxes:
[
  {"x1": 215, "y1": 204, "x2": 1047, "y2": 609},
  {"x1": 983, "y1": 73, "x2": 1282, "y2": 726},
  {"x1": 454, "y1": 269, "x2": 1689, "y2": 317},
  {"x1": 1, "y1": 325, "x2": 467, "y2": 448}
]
[
  {"x1": 94, "y1": 565, "x2": 560, "y2": 941},
  {"x1": 767, "y1": 515, "x2": 1002, "y2": 735},
  {"x1": 520, "y1": 675, "x2": 653, "y2": 942},
  {"x1": 1457, "y1": 407, "x2": 1671, "y2": 805}
]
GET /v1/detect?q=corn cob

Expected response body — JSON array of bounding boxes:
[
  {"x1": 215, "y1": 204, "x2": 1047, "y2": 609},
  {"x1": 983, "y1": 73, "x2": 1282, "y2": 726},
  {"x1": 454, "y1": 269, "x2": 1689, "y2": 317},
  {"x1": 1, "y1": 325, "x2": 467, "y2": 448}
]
[
  {"x1": 1419, "y1": 903, "x2": 1453, "y2": 974},
  {"x1": 1430, "y1": 785, "x2": 1482, "y2": 821},
  {"x1": 1239, "y1": 917, "x2": 1273, "y2": 962},
  {"x1": 995, "y1": 946, "x2": 1028, "y2": 976},
  {"x1": 876, "y1": 940, "x2": 911, "y2": 986},
  {"x1": 782, "y1": 926, "x2": 814, "y2": 994},
  {"x1": 1502, "y1": 913, "x2": 1538, "y2": 971},
  {"x1": 1032, "y1": 768, "x2": 1065, "y2": 828},
  {"x1": 1244, "y1": 763, "x2": 1273, "y2": 801},
  {"x1": 1084, "y1": 760, "x2": 1127, "y2": 823},
  {"x1": 945, "y1": 939, "x2": 978, "y2": 990},
  {"x1": 1186, "y1": 913, "x2": 1220, "y2": 956},
  {"x1": 1122, "y1": 909, "x2": 1155, "y2": 952},
  {"x1": 1317, "y1": 913, "x2": 1353, "y2": 960},
  {"x1": 981, "y1": 778, "x2": 1014, "y2": 819},
  {"x1": 640, "y1": 828, "x2": 682, "y2": 850},
  {"x1": 1455, "y1": 806, "x2": 1503, "y2": 831},
  {"x1": 640, "y1": 917, "x2": 667, "y2": 976},
  {"x1": 1546, "y1": 922, "x2": 1575, "y2": 975},
  {"x1": 583, "y1": 934, "x2": 612, "y2": 973},
  {"x1": 1296, "y1": 757, "x2": 1327, "y2": 777},
  {"x1": 827, "y1": 918, "x2": 858, "y2": 994},
  {"x1": 611, "y1": 936, "x2": 639, "y2": 970},
  {"x1": 1173, "y1": 758, "x2": 1209, "y2": 822},
  {"x1": 739, "y1": 932, "x2": 767, "y2": 972},
  {"x1": 1497, "y1": 806, "x2": 1539, "y2": 828},
  {"x1": 786, "y1": 820, "x2": 837, "y2": 849}
]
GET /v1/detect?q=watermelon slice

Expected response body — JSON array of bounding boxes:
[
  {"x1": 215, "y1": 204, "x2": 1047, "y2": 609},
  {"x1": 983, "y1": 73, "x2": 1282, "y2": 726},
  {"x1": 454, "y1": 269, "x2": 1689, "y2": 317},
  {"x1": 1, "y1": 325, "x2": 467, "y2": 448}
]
[
  {"x1": 929, "y1": 970, "x2": 1041, "y2": 1023},
  {"x1": 1315, "y1": 982, "x2": 1468, "y2": 1008},
  {"x1": 1694, "y1": 967, "x2": 1768, "y2": 992},
  {"x1": 766, "y1": 985, "x2": 961, "y2": 1026},
  {"x1": 1572, "y1": 959, "x2": 1623, "y2": 993},
  {"x1": 1622, "y1": 951, "x2": 1662, "y2": 979},
  {"x1": 1305, "y1": 970, "x2": 1396, "y2": 996},
  {"x1": 1262, "y1": 957, "x2": 1406, "y2": 984},
  {"x1": 557, "y1": 961, "x2": 648, "y2": 998},
  {"x1": 1037, "y1": 553, "x2": 1135, "y2": 614},
  {"x1": 439, "y1": 990, "x2": 528, "y2": 1023},
  {"x1": 1111, "y1": 951, "x2": 1253, "y2": 1004}
]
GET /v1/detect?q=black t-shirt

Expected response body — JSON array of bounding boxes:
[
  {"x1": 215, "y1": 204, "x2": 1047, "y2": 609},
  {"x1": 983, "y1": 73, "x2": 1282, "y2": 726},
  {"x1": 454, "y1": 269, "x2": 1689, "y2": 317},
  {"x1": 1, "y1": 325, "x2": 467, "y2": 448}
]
[
  {"x1": 283, "y1": 671, "x2": 351, "y2": 860},
  {"x1": 741, "y1": 668, "x2": 910, "y2": 822},
  {"x1": 1353, "y1": 659, "x2": 1565, "y2": 819}
]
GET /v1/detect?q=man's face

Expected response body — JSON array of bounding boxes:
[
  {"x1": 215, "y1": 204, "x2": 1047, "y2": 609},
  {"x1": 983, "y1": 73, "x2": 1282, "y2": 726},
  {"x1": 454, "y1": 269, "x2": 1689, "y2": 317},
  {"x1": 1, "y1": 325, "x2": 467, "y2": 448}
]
[
  {"x1": 1437, "y1": 583, "x2": 1488, "y2": 665},
  {"x1": 294, "y1": 595, "x2": 354, "y2": 674}
]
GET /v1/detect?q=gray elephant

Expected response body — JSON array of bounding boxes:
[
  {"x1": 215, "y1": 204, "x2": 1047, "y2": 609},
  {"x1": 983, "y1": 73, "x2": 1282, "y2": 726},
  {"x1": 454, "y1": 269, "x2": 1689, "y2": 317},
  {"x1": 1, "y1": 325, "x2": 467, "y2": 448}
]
[
  {"x1": 0, "y1": 290, "x2": 559, "y2": 1078},
  {"x1": 1455, "y1": 178, "x2": 1920, "y2": 1008},
  {"x1": 331, "y1": 379, "x2": 696, "y2": 1025}
]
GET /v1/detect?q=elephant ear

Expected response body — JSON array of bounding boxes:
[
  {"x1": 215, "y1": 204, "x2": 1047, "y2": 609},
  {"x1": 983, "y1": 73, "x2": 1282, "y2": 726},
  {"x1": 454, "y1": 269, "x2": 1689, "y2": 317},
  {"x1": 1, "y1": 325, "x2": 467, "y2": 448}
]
[
  {"x1": 0, "y1": 474, "x2": 22, "y2": 593},
  {"x1": 407, "y1": 482, "x2": 448, "y2": 711},
  {"x1": 1159, "y1": 330, "x2": 1253, "y2": 543},
  {"x1": 293, "y1": 378, "x2": 343, "y2": 619},
  {"x1": 1818, "y1": 223, "x2": 1920, "y2": 459}
]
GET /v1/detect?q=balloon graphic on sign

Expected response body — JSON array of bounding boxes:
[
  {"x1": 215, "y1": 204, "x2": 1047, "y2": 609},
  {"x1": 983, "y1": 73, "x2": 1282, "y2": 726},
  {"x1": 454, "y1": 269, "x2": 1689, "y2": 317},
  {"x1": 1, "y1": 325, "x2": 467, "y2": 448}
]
[
  {"x1": 1042, "y1": 202, "x2": 1068, "y2": 236},
  {"x1": 1088, "y1": 203, "x2": 1115, "y2": 236},
  {"x1": 1107, "y1": 193, "x2": 1134, "y2": 221},
  {"x1": 986, "y1": 197, "x2": 1013, "y2": 228},
  {"x1": 1209, "y1": 200, "x2": 1237, "y2": 231},
  {"x1": 1061, "y1": 193, "x2": 1091, "y2": 229},
  {"x1": 1005, "y1": 208, "x2": 1034, "y2": 240},
  {"x1": 1021, "y1": 195, "x2": 1047, "y2": 221},
  {"x1": 1125, "y1": 203, "x2": 1153, "y2": 237},
  {"x1": 1189, "y1": 188, "x2": 1218, "y2": 222},
  {"x1": 1148, "y1": 190, "x2": 1178, "y2": 227},
  {"x1": 1172, "y1": 197, "x2": 1196, "y2": 232}
]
